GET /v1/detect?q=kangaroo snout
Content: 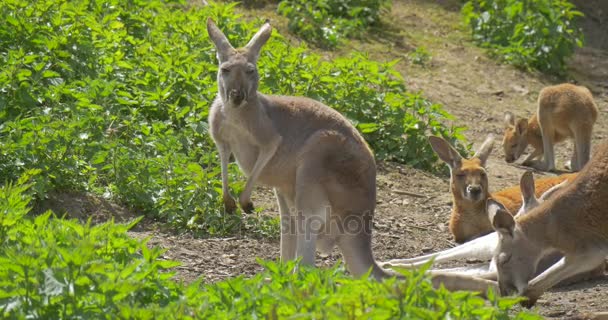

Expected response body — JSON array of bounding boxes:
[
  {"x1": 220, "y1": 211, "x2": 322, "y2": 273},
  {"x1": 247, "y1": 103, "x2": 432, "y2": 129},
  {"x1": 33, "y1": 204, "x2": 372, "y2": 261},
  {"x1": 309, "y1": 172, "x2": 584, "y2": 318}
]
[
  {"x1": 229, "y1": 89, "x2": 246, "y2": 106},
  {"x1": 466, "y1": 184, "x2": 482, "y2": 196}
]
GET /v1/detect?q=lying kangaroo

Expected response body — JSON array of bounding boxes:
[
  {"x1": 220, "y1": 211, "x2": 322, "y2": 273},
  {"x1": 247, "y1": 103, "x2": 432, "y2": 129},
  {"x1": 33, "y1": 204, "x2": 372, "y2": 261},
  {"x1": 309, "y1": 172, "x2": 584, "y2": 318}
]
[
  {"x1": 488, "y1": 139, "x2": 608, "y2": 307},
  {"x1": 207, "y1": 18, "x2": 386, "y2": 278},
  {"x1": 207, "y1": 19, "x2": 501, "y2": 294},
  {"x1": 428, "y1": 135, "x2": 576, "y2": 243},
  {"x1": 383, "y1": 171, "x2": 567, "y2": 270},
  {"x1": 386, "y1": 171, "x2": 603, "y2": 287},
  {"x1": 502, "y1": 83, "x2": 598, "y2": 172}
]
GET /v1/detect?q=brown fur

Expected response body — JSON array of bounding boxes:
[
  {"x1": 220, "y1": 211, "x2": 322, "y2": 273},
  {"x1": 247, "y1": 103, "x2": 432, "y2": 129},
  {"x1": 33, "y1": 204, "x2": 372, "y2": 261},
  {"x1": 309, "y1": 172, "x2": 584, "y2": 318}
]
[
  {"x1": 503, "y1": 83, "x2": 598, "y2": 171},
  {"x1": 429, "y1": 135, "x2": 575, "y2": 243},
  {"x1": 490, "y1": 140, "x2": 608, "y2": 306}
]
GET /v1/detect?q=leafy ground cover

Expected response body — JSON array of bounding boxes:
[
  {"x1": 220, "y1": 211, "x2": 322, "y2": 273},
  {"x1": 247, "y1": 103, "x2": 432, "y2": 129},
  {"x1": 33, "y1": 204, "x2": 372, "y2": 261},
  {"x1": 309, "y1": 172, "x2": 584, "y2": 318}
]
[
  {"x1": 278, "y1": 0, "x2": 391, "y2": 48},
  {"x1": 0, "y1": 0, "x2": 465, "y2": 236},
  {"x1": 462, "y1": 0, "x2": 585, "y2": 75},
  {"x1": 0, "y1": 176, "x2": 542, "y2": 319}
]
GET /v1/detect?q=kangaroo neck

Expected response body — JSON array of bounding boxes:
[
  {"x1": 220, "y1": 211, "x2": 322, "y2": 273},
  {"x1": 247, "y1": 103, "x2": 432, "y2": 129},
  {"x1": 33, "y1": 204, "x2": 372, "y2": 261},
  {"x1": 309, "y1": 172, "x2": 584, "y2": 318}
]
[{"x1": 453, "y1": 194, "x2": 486, "y2": 216}]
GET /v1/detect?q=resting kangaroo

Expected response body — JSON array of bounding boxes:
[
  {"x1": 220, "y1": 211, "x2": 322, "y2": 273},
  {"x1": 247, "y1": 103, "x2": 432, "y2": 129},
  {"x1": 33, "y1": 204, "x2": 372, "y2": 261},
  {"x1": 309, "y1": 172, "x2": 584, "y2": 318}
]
[
  {"x1": 488, "y1": 139, "x2": 608, "y2": 307},
  {"x1": 428, "y1": 135, "x2": 576, "y2": 243},
  {"x1": 385, "y1": 171, "x2": 603, "y2": 286},
  {"x1": 382, "y1": 171, "x2": 568, "y2": 270},
  {"x1": 502, "y1": 83, "x2": 598, "y2": 172}
]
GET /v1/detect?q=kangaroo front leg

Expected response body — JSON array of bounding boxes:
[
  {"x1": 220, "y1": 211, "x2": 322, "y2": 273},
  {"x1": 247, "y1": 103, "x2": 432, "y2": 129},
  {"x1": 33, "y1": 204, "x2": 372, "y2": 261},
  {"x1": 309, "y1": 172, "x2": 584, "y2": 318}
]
[
  {"x1": 217, "y1": 141, "x2": 237, "y2": 213},
  {"x1": 239, "y1": 137, "x2": 282, "y2": 213},
  {"x1": 522, "y1": 148, "x2": 543, "y2": 166},
  {"x1": 522, "y1": 253, "x2": 606, "y2": 308}
]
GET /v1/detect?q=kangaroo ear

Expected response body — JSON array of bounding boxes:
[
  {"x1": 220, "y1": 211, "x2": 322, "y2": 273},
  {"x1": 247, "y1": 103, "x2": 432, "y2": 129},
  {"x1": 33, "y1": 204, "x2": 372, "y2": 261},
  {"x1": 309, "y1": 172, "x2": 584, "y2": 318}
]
[
  {"x1": 520, "y1": 171, "x2": 536, "y2": 206},
  {"x1": 515, "y1": 118, "x2": 528, "y2": 135},
  {"x1": 487, "y1": 199, "x2": 514, "y2": 237},
  {"x1": 539, "y1": 179, "x2": 568, "y2": 201},
  {"x1": 428, "y1": 136, "x2": 462, "y2": 169},
  {"x1": 474, "y1": 134, "x2": 494, "y2": 167},
  {"x1": 245, "y1": 20, "x2": 272, "y2": 62},
  {"x1": 207, "y1": 18, "x2": 236, "y2": 63},
  {"x1": 504, "y1": 111, "x2": 515, "y2": 127}
]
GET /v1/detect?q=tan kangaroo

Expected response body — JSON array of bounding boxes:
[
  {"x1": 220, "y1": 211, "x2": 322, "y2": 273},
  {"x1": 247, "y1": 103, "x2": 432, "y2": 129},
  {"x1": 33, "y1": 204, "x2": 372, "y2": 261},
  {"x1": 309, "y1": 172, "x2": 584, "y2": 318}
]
[
  {"x1": 502, "y1": 83, "x2": 598, "y2": 172},
  {"x1": 207, "y1": 18, "x2": 387, "y2": 278},
  {"x1": 488, "y1": 139, "x2": 608, "y2": 307},
  {"x1": 429, "y1": 135, "x2": 576, "y2": 243}
]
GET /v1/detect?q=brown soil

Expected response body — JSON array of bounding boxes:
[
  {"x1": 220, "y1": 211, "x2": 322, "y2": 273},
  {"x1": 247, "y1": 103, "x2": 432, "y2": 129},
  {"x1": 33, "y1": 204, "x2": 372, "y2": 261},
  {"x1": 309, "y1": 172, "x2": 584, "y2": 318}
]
[{"x1": 38, "y1": 0, "x2": 608, "y2": 319}]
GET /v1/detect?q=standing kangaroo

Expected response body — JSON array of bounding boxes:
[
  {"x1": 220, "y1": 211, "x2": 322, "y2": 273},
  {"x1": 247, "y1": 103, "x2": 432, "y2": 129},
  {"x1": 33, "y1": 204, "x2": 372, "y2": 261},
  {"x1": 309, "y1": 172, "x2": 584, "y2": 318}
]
[
  {"x1": 207, "y1": 18, "x2": 388, "y2": 278},
  {"x1": 488, "y1": 139, "x2": 608, "y2": 307},
  {"x1": 428, "y1": 135, "x2": 576, "y2": 243},
  {"x1": 502, "y1": 83, "x2": 598, "y2": 172}
]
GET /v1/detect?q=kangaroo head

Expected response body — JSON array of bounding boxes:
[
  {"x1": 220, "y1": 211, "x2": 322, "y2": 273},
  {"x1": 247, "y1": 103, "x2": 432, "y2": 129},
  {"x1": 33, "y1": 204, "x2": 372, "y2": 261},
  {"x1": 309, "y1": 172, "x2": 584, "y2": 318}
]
[
  {"x1": 502, "y1": 111, "x2": 529, "y2": 163},
  {"x1": 207, "y1": 18, "x2": 272, "y2": 108},
  {"x1": 429, "y1": 135, "x2": 494, "y2": 204},
  {"x1": 488, "y1": 173, "x2": 568, "y2": 296}
]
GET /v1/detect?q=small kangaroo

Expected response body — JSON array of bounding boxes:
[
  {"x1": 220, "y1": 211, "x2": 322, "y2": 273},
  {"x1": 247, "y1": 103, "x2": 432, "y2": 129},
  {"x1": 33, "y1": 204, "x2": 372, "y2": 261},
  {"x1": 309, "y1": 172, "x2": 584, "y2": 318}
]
[
  {"x1": 502, "y1": 83, "x2": 598, "y2": 172},
  {"x1": 428, "y1": 135, "x2": 576, "y2": 243},
  {"x1": 488, "y1": 139, "x2": 608, "y2": 307},
  {"x1": 207, "y1": 19, "x2": 386, "y2": 278}
]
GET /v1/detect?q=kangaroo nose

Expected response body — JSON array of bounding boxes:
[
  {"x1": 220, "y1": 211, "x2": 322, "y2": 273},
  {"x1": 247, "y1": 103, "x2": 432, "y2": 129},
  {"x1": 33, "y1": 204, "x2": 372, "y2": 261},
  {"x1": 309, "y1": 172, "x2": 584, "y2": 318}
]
[
  {"x1": 467, "y1": 185, "x2": 481, "y2": 196},
  {"x1": 229, "y1": 89, "x2": 245, "y2": 105}
]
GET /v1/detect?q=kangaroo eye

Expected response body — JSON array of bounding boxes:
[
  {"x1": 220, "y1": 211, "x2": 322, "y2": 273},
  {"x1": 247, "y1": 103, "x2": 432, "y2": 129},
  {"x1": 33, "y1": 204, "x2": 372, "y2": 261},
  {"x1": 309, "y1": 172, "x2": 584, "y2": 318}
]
[
  {"x1": 455, "y1": 173, "x2": 466, "y2": 179},
  {"x1": 246, "y1": 67, "x2": 255, "y2": 74},
  {"x1": 221, "y1": 67, "x2": 230, "y2": 73}
]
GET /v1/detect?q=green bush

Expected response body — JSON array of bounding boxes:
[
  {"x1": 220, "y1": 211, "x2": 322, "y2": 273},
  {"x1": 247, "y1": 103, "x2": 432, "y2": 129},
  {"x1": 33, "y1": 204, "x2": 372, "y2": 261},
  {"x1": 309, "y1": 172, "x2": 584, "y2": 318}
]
[
  {"x1": 278, "y1": 0, "x2": 391, "y2": 48},
  {"x1": 0, "y1": 0, "x2": 465, "y2": 236},
  {"x1": 462, "y1": 0, "x2": 584, "y2": 75},
  {"x1": 0, "y1": 177, "x2": 541, "y2": 319}
]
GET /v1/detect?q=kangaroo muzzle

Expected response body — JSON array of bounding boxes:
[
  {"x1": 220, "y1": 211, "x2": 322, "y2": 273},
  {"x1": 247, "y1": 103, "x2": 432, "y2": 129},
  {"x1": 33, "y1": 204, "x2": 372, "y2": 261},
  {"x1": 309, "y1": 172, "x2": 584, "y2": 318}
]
[
  {"x1": 229, "y1": 89, "x2": 246, "y2": 106},
  {"x1": 466, "y1": 185, "x2": 482, "y2": 199}
]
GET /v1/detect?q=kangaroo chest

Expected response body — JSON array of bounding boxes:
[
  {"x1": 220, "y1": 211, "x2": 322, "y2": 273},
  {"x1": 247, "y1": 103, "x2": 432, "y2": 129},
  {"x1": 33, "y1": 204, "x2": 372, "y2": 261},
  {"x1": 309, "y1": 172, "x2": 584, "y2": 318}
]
[{"x1": 217, "y1": 117, "x2": 259, "y2": 176}]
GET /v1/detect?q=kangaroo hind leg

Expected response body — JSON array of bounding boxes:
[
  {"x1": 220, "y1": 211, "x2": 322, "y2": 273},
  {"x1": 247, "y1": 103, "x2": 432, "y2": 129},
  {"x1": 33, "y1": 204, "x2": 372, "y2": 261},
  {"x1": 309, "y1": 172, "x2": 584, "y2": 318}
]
[{"x1": 571, "y1": 124, "x2": 593, "y2": 171}]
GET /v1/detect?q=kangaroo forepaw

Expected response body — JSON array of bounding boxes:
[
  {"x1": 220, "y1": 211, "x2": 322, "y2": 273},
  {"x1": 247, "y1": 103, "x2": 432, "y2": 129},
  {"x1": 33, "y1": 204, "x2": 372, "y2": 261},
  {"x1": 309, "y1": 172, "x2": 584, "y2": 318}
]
[
  {"x1": 223, "y1": 196, "x2": 237, "y2": 214},
  {"x1": 520, "y1": 289, "x2": 540, "y2": 308},
  {"x1": 240, "y1": 200, "x2": 255, "y2": 213}
]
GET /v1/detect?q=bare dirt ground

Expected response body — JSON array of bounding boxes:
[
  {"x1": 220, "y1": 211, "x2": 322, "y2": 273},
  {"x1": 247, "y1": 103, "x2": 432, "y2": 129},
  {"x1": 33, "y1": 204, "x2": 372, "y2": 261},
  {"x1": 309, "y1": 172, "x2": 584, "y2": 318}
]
[{"x1": 42, "y1": 0, "x2": 607, "y2": 318}]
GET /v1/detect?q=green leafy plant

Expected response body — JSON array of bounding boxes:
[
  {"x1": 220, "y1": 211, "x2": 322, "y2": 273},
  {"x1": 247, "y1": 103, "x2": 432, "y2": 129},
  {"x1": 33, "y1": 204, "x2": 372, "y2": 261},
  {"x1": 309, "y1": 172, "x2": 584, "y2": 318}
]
[
  {"x1": 462, "y1": 0, "x2": 584, "y2": 75},
  {"x1": 409, "y1": 46, "x2": 432, "y2": 66},
  {"x1": 0, "y1": 0, "x2": 465, "y2": 237},
  {"x1": 0, "y1": 176, "x2": 542, "y2": 319},
  {"x1": 278, "y1": 0, "x2": 391, "y2": 48}
]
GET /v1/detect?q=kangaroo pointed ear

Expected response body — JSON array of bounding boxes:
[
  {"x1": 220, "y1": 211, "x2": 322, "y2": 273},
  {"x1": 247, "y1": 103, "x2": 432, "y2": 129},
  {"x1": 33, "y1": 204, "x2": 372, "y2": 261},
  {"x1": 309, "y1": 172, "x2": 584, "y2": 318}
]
[
  {"x1": 520, "y1": 171, "x2": 536, "y2": 206},
  {"x1": 539, "y1": 179, "x2": 568, "y2": 201},
  {"x1": 245, "y1": 20, "x2": 272, "y2": 62},
  {"x1": 515, "y1": 118, "x2": 528, "y2": 135},
  {"x1": 428, "y1": 136, "x2": 462, "y2": 169},
  {"x1": 474, "y1": 134, "x2": 494, "y2": 166},
  {"x1": 207, "y1": 18, "x2": 236, "y2": 63},
  {"x1": 487, "y1": 199, "x2": 514, "y2": 236},
  {"x1": 504, "y1": 111, "x2": 515, "y2": 127}
]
